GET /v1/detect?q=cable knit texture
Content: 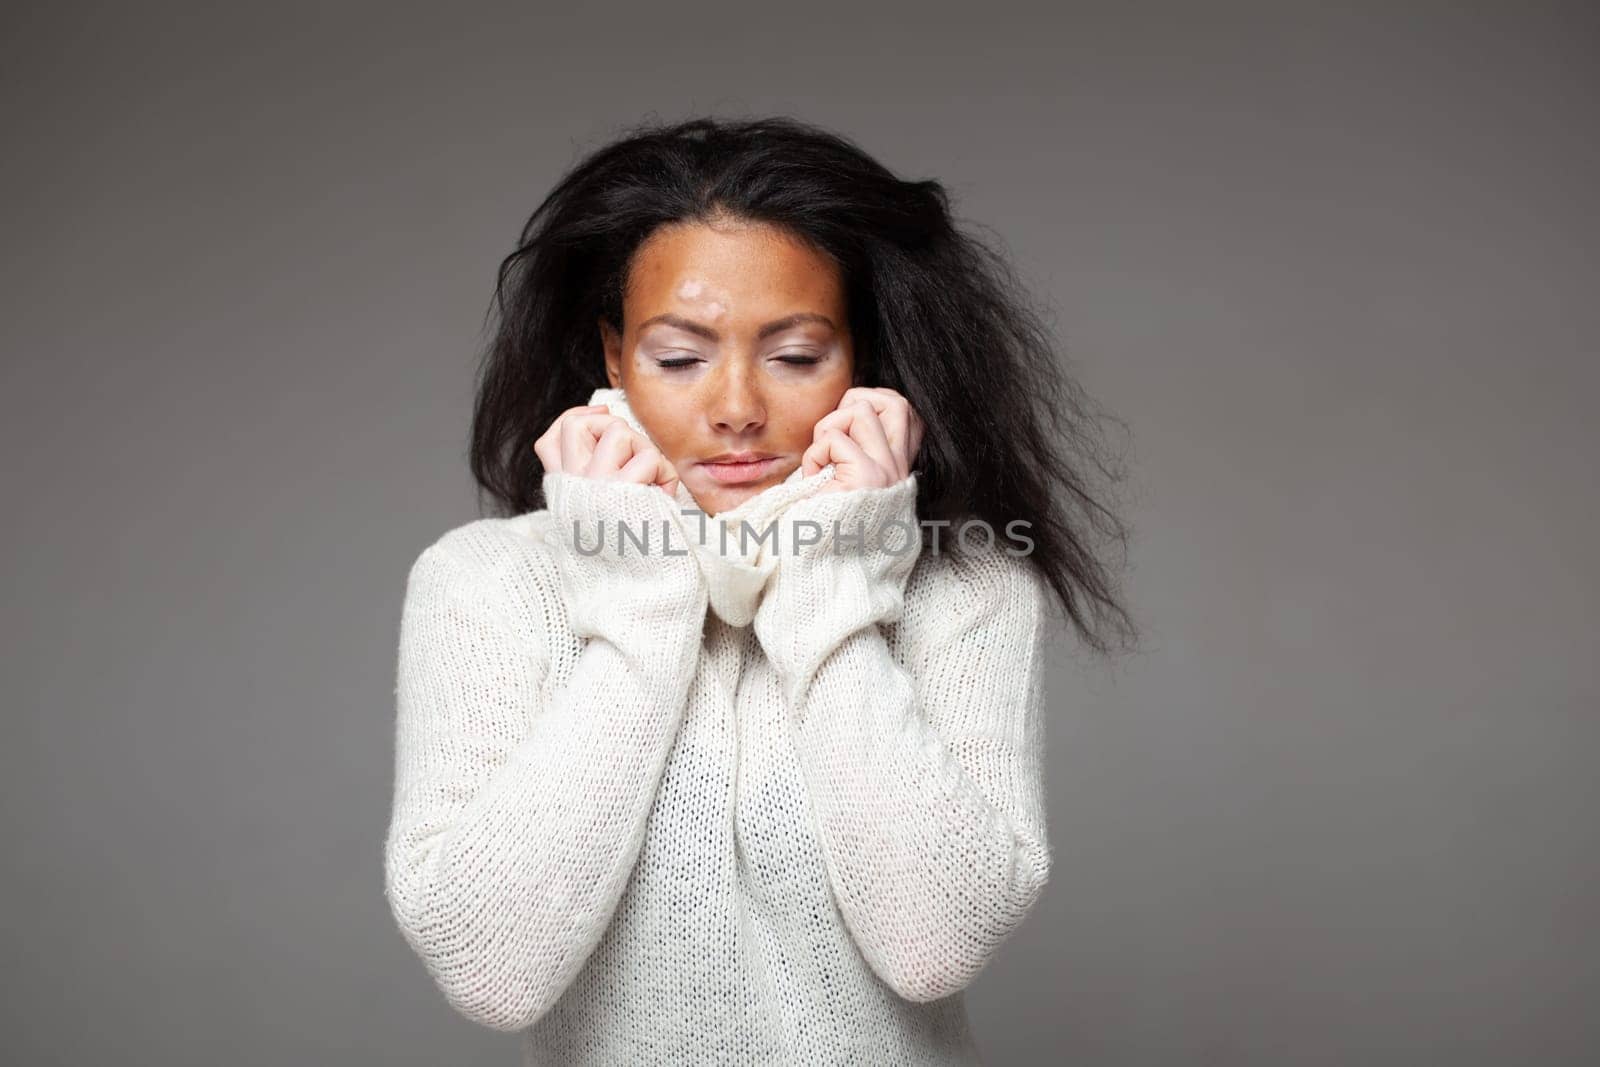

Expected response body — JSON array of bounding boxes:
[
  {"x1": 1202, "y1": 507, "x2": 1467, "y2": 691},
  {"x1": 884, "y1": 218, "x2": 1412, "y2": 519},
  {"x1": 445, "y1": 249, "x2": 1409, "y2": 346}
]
[{"x1": 384, "y1": 387, "x2": 1056, "y2": 1065}]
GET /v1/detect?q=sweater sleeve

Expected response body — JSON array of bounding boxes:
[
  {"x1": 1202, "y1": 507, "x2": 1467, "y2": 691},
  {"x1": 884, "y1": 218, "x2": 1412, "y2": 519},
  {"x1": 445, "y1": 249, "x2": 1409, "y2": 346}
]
[
  {"x1": 383, "y1": 472, "x2": 707, "y2": 1032},
  {"x1": 751, "y1": 475, "x2": 1053, "y2": 1003}
]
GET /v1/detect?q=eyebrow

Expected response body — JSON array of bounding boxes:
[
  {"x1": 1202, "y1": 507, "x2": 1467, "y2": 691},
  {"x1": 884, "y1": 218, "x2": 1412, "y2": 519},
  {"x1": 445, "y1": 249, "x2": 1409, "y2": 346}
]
[{"x1": 636, "y1": 311, "x2": 837, "y2": 341}]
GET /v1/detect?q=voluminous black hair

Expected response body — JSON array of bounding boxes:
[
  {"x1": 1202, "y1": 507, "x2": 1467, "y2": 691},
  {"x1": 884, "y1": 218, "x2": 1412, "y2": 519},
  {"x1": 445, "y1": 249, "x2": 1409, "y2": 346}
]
[{"x1": 470, "y1": 114, "x2": 1138, "y2": 657}]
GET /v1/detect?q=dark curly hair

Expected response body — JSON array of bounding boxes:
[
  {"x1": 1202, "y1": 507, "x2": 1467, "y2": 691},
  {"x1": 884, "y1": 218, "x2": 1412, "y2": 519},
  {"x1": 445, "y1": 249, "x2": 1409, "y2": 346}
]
[{"x1": 470, "y1": 114, "x2": 1139, "y2": 657}]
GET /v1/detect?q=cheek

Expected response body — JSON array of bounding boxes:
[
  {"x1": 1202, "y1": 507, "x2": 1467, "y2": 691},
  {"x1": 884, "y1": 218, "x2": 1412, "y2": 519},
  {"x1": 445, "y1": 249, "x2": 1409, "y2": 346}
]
[
  {"x1": 774, "y1": 389, "x2": 849, "y2": 449},
  {"x1": 649, "y1": 419, "x2": 695, "y2": 458}
]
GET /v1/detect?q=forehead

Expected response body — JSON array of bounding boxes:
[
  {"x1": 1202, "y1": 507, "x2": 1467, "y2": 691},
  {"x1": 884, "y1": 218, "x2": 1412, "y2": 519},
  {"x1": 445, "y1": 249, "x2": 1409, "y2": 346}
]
[{"x1": 625, "y1": 221, "x2": 844, "y2": 323}]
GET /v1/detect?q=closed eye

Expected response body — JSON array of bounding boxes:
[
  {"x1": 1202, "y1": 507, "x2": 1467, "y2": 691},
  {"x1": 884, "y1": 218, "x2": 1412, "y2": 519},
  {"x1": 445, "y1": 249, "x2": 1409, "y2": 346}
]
[{"x1": 657, "y1": 355, "x2": 820, "y2": 369}]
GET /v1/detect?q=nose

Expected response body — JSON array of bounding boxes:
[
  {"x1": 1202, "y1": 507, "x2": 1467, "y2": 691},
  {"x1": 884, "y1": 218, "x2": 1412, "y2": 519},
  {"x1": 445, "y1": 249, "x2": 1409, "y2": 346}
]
[{"x1": 707, "y1": 365, "x2": 766, "y2": 436}]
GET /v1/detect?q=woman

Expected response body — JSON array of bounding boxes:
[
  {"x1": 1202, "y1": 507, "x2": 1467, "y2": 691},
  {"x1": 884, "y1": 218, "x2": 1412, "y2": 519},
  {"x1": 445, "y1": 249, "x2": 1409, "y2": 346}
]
[{"x1": 383, "y1": 115, "x2": 1137, "y2": 1065}]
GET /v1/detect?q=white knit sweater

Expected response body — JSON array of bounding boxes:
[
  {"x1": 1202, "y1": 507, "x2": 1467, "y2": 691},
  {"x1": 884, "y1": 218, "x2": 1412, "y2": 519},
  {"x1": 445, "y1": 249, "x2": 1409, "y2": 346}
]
[{"x1": 384, "y1": 387, "x2": 1055, "y2": 1065}]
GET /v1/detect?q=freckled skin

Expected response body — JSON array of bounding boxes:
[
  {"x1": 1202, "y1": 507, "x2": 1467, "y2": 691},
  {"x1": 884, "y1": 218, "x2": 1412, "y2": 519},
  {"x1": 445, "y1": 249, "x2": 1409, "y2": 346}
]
[{"x1": 600, "y1": 220, "x2": 855, "y2": 517}]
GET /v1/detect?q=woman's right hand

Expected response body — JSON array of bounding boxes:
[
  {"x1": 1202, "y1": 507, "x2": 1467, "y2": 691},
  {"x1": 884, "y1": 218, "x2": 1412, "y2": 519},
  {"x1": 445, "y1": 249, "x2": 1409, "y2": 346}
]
[
  {"x1": 534, "y1": 403, "x2": 681, "y2": 498},
  {"x1": 536, "y1": 403, "x2": 705, "y2": 644}
]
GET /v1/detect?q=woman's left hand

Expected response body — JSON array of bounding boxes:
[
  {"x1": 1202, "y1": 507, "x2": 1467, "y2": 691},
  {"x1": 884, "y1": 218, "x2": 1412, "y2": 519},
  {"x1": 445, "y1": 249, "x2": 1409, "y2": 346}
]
[{"x1": 801, "y1": 386, "x2": 925, "y2": 493}]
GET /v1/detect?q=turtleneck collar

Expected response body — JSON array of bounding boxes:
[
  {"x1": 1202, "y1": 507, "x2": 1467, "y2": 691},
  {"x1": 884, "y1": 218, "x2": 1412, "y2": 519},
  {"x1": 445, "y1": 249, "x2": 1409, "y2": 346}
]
[{"x1": 584, "y1": 386, "x2": 839, "y2": 626}]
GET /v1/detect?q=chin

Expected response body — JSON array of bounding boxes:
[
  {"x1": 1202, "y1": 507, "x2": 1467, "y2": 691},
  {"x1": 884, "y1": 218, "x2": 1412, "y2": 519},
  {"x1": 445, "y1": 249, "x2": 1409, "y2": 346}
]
[{"x1": 697, "y1": 486, "x2": 754, "y2": 516}]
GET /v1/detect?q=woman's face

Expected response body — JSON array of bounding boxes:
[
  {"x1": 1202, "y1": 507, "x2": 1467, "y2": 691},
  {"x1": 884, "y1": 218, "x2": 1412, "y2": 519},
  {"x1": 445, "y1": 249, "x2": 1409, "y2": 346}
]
[{"x1": 602, "y1": 219, "x2": 855, "y2": 516}]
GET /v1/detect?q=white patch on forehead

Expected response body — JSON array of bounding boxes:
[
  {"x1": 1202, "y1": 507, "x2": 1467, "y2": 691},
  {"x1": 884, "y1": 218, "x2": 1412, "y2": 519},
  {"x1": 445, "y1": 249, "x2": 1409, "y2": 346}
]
[{"x1": 675, "y1": 278, "x2": 729, "y2": 321}]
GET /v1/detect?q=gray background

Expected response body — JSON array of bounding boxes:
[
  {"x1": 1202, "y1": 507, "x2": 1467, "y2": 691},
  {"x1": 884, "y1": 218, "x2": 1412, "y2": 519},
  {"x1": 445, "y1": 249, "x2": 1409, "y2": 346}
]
[{"x1": 3, "y1": 2, "x2": 1594, "y2": 1064}]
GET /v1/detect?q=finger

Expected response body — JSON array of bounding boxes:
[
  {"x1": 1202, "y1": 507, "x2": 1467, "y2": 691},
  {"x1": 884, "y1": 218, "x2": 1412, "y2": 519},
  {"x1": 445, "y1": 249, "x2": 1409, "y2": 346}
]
[
  {"x1": 804, "y1": 425, "x2": 877, "y2": 482},
  {"x1": 907, "y1": 413, "x2": 925, "y2": 470},
  {"x1": 810, "y1": 408, "x2": 851, "y2": 438},
  {"x1": 654, "y1": 454, "x2": 681, "y2": 498},
  {"x1": 824, "y1": 425, "x2": 873, "y2": 467},
  {"x1": 842, "y1": 389, "x2": 916, "y2": 475},
  {"x1": 583, "y1": 419, "x2": 642, "y2": 479},
  {"x1": 535, "y1": 404, "x2": 612, "y2": 473},
  {"x1": 617, "y1": 447, "x2": 680, "y2": 496},
  {"x1": 620, "y1": 447, "x2": 678, "y2": 495},
  {"x1": 801, "y1": 437, "x2": 828, "y2": 477},
  {"x1": 534, "y1": 415, "x2": 571, "y2": 473},
  {"x1": 837, "y1": 398, "x2": 899, "y2": 478},
  {"x1": 801, "y1": 429, "x2": 838, "y2": 476},
  {"x1": 816, "y1": 396, "x2": 897, "y2": 480},
  {"x1": 534, "y1": 431, "x2": 559, "y2": 473},
  {"x1": 802, "y1": 416, "x2": 851, "y2": 474},
  {"x1": 657, "y1": 456, "x2": 681, "y2": 497},
  {"x1": 560, "y1": 411, "x2": 620, "y2": 473},
  {"x1": 810, "y1": 400, "x2": 868, "y2": 441},
  {"x1": 839, "y1": 387, "x2": 897, "y2": 417},
  {"x1": 819, "y1": 426, "x2": 879, "y2": 486}
]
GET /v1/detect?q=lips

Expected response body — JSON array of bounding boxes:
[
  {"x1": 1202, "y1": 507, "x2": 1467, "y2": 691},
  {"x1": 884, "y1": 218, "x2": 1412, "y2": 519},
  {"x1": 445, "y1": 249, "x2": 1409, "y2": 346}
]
[{"x1": 698, "y1": 455, "x2": 782, "y2": 485}]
